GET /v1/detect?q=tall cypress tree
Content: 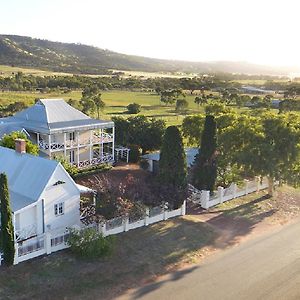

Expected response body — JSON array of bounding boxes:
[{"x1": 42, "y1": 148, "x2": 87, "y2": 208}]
[
  {"x1": 158, "y1": 126, "x2": 187, "y2": 208},
  {"x1": 0, "y1": 173, "x2": 15, "y2": 266},
  {"x1": 192, "y1": 115, "x2": 217, "y2": 192}
]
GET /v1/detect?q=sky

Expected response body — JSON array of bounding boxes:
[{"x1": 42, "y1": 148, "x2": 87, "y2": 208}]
[{"x1": 1, "y1": 0, "x2": 300, "y2": 68}]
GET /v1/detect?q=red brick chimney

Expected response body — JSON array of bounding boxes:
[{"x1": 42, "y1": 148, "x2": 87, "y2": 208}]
[{"x1": 15, "y1": 139, "x2": 26, "y2": 154}]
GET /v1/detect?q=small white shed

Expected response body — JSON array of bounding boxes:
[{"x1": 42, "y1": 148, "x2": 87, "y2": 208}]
[{"x1": 142, "y1": 147, "x2": 199, "y2": 173}]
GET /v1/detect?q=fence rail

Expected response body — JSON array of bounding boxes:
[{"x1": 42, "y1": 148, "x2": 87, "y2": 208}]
[{"x1": 98, "y1": 202, "x2": 186, "y2": 237}]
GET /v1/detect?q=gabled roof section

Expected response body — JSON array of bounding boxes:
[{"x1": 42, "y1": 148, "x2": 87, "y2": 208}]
[{"x1": 0, "y1": 146, "x2": 59, "y2": 211}]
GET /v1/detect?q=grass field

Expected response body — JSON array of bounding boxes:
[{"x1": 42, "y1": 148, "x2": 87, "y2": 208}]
[
  {"x1": 0, "y1": 90, "x2": 252, "y2": 126},
  {"x1": 0, "y1": 90, "x2": 208, "y2": 126},
  {"x1": 0, "y1": 64, "x2": 72, "y2": 77},
  {"x1": 0, "y1": 64, "x2": 192, "y2": 79}
]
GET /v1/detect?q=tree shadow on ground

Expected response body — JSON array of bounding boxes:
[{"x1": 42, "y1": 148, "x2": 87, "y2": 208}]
[{"x1": 188, "y1": 195, "x2": 277, "y2": 249}]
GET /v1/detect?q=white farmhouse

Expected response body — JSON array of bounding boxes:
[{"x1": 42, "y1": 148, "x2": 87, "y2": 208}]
[
  {"x1": 0, "y1": 140, "x2": 81, "y2": 243},
  {"x1": 0, "y1": 99, "x2": 115, "y2": 168}
]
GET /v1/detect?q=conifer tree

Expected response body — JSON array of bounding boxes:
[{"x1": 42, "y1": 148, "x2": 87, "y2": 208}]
[
  {"x1": 158, "y1": 126, "x2": 187, "y2": 208},
  {"x1": 192, "y1": 115, "x2": 217, "y2": 192},
  {"x1": 0, "y1": 173, "x2": 15, "y2": 266}
]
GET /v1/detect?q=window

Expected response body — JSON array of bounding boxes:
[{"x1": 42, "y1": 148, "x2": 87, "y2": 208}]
[
  {"x1": 54, "y1": 202, "x2": 64, "y2": 216},
  {"x1": 69, "y1": 132, "x2": 75, "y2": 141}
]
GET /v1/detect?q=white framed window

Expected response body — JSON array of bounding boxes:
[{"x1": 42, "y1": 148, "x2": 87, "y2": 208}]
[
  {"x1": 69, "y1": 150, "x2": 75, "y2": 163},
  {"x1": 54, "y1": 202, "x2": 64, "y2": 216},
  {"x1": 69, "y1": 132, "x2": 75, "y2": 141}
]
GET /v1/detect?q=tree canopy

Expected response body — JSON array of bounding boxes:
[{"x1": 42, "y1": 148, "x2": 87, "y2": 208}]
[
  {"x1": 0, "y1": 173, "x2": 15, "y2": 266},
  {"x1": 192, "y1": 115, "x2": 217, "y2": 192},
  {"x1": 158, "y1": 126, "x2": 187, "y2": 208},
  {"x1": 0, "y1": 131, "x2": 39, "y2": 155},
  {"x1": 112, "y1": 116, "x2": 166, "y2": 154}
]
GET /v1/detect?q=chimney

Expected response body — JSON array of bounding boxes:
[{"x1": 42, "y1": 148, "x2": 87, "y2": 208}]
[{"x1": 15, "y1": 139, "x2": 26, "y2": 154}]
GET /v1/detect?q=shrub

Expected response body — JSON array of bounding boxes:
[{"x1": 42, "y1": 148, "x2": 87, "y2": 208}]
[
  {"x1": 139, "y1": 159, "x2": 150, "y2": 170},
  {"x1": 128, "y1": 144, "x2": 140, "y2": 163},
  {"x1": 96, "y1": 191, "x2": 119, "y2": 219},
  {"x1": 55, "y1": 156, "x2": 78, "y2": 177},
  {"x1": 74, "y1": 164, "x2": 111, "y2": 178},
  {"x1": 127, "y1": 103, "x2": 141, "y2": 114},
  {"x1": 175, "y1": 99, "x2": 188, "y2": 112},
  {"x1": 67, "y1": 228, "x2": 114, "y2": 259}
]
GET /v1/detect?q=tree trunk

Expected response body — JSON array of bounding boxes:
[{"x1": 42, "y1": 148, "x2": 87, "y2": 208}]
[{"x1": 267, "y1": 176, "x2": 274, "y2": 196}]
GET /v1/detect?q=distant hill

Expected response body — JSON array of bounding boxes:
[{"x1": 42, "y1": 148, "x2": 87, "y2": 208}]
[{"x1": 0, "y1": 34, "x2": 298, "y2": 76}]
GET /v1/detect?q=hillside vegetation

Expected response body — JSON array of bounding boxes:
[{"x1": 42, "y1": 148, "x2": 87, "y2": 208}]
[{"x1": 0, "y1": 34, "x2": 298, "y2": 76}]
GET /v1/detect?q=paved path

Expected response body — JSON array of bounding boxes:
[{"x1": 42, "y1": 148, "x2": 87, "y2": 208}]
[{"x1": 119, "y1": 220, "x2": 300, "y2": 300}]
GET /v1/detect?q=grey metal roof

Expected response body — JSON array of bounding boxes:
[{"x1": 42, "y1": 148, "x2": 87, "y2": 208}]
[
  {"x1": 142, "y1": 147, "x2": 199, "y2": 167},
  {"x1": 6, "y1": 99, "x2": 114, "y2": 134},
  {"x1": 0, "y1": 146, "x2": 58, "y2": 211}
]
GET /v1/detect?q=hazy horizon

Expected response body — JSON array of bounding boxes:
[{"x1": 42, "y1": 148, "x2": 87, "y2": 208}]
[{"x1": 1, "y1": 0, "x2": 300, "y2": 69}]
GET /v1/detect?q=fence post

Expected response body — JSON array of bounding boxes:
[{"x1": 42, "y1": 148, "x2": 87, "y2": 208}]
[
  {"x1": 124, "y1": 217, "x2": 129, "y2": 232},
  {"x1": 218, "y1": 186, "x2": 224, "y2": 204},
  {"x1": 145, "y1": 208, "x2": 150, "y2": 226},
  {"x1": 46, "y1": 232, "x2": 52, "y2": 255},
  {"x1": 244, "y1": 179, "x2": 249, "y2": 195},
  {"x1": 163, "y1": 208, "x2": 168, "y2": 220},
  {"x1": 181, "y1": 200, "x2": 186, "y2": 216},
  {"x1": 98, "y1": 222, "x2": 106, "y2": 237},
  {"x1": 14, "y1": 243, "x2": 19, "y2": 265},
  {"x1": 256, "y1": 176, "x2": 260, "y2": 192},
  {"x1": 200, "y1": 190, "x2": 210, "y2": 209},
  {"x1": 233, "y1": 183, "x2": 237, "y2": 198}
]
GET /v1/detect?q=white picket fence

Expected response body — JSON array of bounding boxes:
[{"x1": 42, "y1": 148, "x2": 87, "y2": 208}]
[
  {"x1": 0, "y1": 201, "x2": 186, "y2": 266},
  {"x1": 189, "y1": 177, "x2": 269, "y2": 209},
  {"x1": 97, "y1": 202, "x2": 186, "y2": 236}
]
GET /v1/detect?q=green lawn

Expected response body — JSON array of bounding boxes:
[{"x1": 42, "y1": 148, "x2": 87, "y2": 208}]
[{"x1": 0, "y1": 90, "x2": 208, "y2": 126}]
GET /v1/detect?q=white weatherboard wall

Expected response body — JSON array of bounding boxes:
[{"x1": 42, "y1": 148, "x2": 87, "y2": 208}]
[{"x1": 41, "y1": 164, "x2": 81, "y2": 232}]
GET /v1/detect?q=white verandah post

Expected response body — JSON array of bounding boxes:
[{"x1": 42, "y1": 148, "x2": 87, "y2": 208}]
[
  {"x1": 77, "y1": 131, "x2": 80, "y2": 167},
  {"x1": 63, "y1": 133, "x2": 67, "y2": 157},
  {"x1": 101, "y1": 128, "x2": 104, "y2": 160},
  {"x1": 126, "y1": 149, "x2": 129, "y2": 163},
  {"x1": 36, "y1": 132, "x2": 40, "y2": 148},
  {"x1": 112, "y1": 126, "x2": 115, "y2": 161},
  {"x1": 89, "y1": 130, "x2": 93, "y2": 163},
  {"x1": 48, "y1": 134, "x2": 51, "y2": 159}
]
